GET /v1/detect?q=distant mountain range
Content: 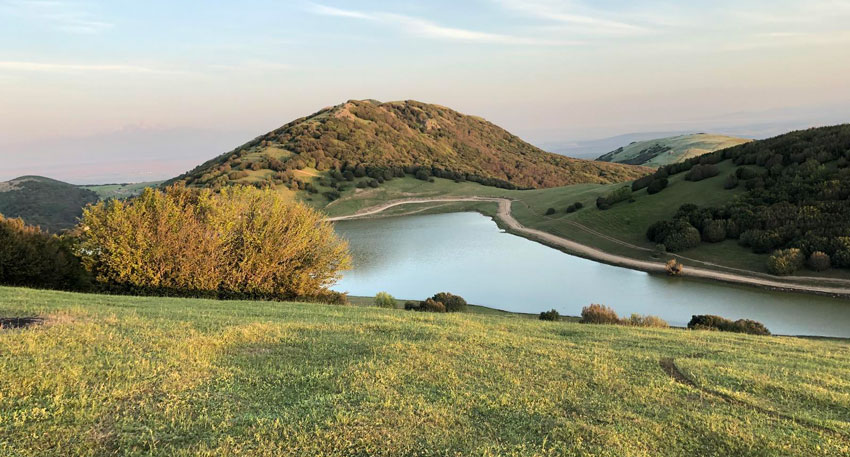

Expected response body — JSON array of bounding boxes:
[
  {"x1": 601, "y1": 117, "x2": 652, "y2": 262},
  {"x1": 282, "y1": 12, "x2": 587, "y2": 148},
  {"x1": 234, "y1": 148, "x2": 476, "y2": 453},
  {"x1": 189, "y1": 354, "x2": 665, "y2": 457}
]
[{"x1": 595, "y1": 133, "x2": 751, "y2": 168}]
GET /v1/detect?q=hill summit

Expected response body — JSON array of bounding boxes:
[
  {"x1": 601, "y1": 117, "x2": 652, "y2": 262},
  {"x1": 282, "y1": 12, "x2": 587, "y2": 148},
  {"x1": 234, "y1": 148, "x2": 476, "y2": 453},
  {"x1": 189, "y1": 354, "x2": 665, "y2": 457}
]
[{"x1": 171, "y1": 100, "x2": 649, "y2": 192}]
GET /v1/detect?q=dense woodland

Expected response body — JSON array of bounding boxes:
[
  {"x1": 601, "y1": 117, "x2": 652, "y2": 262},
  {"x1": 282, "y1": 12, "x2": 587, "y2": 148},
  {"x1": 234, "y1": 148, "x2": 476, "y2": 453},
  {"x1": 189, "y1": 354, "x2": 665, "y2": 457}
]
[
  {"x1": 642, "y1": 125, "x2": 850, "y2": 274},
  {"x1": 0, "y1": 176, "x2": 99, "y2": 232},
  {"x1": 169, "y1": 100, "x2": 649, "y2": 193}
]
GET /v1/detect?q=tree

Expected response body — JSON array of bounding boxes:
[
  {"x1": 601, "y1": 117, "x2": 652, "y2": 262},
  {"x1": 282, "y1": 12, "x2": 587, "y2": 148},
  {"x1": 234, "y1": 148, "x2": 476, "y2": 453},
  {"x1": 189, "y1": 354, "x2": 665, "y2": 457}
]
[
  {"x1": 665, "y1": 259, "x2": 683, "y2": 276},
  {"x1": 431, "y1": 292, "x2": 467, "y2": 312},
  {"x1": 807, "y1": 251, "x2": 831, "y2": 272},
  {"x1": 77, "y1": 185, "x2": 351, "y2": 300},
  {"x1": 766, "y1": 248, "x2": 804, "y2": 276},
  {"x1": 539, "y1": 309, "x2": 560, "y2": 321},
  {"x1": 646, "y1": 178, "x2": 668, "y2": 194},
  {"x1": 374, "y1": 291, "x2": 397, "y2": 308}
]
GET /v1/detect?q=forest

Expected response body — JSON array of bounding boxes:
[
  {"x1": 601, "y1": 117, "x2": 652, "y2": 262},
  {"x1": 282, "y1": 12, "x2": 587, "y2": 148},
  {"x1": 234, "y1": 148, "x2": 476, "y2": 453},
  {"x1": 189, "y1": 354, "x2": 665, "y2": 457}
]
[{"x1": 644, "y1": 125, "x2": 850, "y2": 274}]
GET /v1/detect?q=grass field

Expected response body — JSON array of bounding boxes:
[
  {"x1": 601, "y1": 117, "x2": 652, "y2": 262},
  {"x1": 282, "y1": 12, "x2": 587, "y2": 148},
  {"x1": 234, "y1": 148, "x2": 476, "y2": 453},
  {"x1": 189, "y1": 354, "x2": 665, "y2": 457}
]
[
  {"x1": 1, "y1": 286, "x2": 848, "y2": 456},
  {"x1": 81, "y1": 181, "x2": 164, "y2": 200}
]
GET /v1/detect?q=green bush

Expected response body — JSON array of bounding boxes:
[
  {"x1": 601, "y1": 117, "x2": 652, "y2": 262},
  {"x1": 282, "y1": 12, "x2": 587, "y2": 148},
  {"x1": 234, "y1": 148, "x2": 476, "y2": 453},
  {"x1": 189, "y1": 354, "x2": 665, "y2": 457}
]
[
  {"x1": 545, "y1": 208, "x2": 556, "y2": 215},
  {"x1": 0, "y1": 215, "x2": 89, "y2": 291},
  {"x1": 580, "y1": 304, "x2": 620, "y2": 324},
  {"x1": 431, "y1": 292, "x2": 467, "y2": 312},
  {"x1": 766, "y1": 248, "x2": 805, "y2": 276},
  {"x1": 373, "y1": 291, "x2": 397, "y2": 308},
  {"x1": 539, "y1": 309, "x2": 560, "y2": 321},
  {"x1": 565, "y1": 202, "x2": 584, "y2": 213},
  {"x1": 596, "y1": 186, "x2": 632, "y2": 210},
  {"x1": 646, "y1": 178, "x2": 668, "y2": 194},
  {"x1": 701, "y1": 219, "x2": 727, "y2": 243},
  {"x1": 688, "y1": 315, "x2": 771, "y2": 335}
]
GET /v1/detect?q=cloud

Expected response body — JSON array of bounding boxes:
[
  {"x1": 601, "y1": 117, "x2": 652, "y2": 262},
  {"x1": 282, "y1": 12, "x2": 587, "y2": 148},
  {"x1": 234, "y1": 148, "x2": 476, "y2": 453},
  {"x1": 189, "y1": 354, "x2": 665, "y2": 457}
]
[
  {"x1": 492, "y1": 0, "x2": 648, "y2": 34},
  {"x1": 2, "y1": 0, "x2": 113, "y2": 34},
  {"x1": 308, "y1": 3, "x2": 578, "y2": 46},
  {"x1": 0, "y1": 61, "x2": 178, "y2": 74}
]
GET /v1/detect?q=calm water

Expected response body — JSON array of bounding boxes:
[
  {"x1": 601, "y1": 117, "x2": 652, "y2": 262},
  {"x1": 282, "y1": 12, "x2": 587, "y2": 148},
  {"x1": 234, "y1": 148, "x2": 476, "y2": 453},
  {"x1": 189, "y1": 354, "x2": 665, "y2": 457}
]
[{"x1": 332, "y1": 212, "x2": 850, "y2": 337}]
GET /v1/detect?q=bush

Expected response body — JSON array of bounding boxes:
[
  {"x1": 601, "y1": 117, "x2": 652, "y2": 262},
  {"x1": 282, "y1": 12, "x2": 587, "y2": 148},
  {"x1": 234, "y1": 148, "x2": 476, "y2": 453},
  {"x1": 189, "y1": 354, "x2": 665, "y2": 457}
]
[
  {"x1": 0, "y1": 215, "x2": 89, "y2": 290},
  {"x1": 688, "y1": 315, "x2": 771, "y2": 335},
  {"x1": 374, "y1": 291, "x2": 397, "y2": 308},
  {"x1": 625, "y1": 314, "x2": 668, "y2": 328},
  {"x1": 565, "y1": 202, "x2": 584, "y2": 213},
  {"x1": 685, "y1": 164, "x2": 720, "y2": 181},
  {"x1": 665, "y1": 259, "x2": 683, "y2": 276},
  {"x1": 723, "y1": 174, "x2": 739, "y2": 189},
  {"x1": 766, "y1": 248, "x2": 805, "y2": 276},
  {"x1": 545, "y1": 207, "x2": 556, "y2": 215},
  {"x1": 807, "y1": 251, "x2": 831, "y2": 272},
  {"x1": 701, "y1": 219, "x2": 727, "y2": 243},
  {"x1": 646, "y1": 178, "x2": 668, "y2": 194},
  {"x1": 78, "y1": 185, "x2": 351, "y2": 300},
  {"x1": 647, "y1": 220, "x2": 702, "y2": 252},
  {"x1": 596, "y1": 186, "x2": 632, "y2": 210},
  {"x1": 580, "y1": 304, "x2": 620, "y2": 324},
  {"x1": 423, "y1": 298, "x2": 446, "y2": 312},
  {"x1": 539, "y1": 309, "x2": 560, "y2": 321},
  {"x1": 431, "y1": 292, "x2": 467, "y2": 312}
]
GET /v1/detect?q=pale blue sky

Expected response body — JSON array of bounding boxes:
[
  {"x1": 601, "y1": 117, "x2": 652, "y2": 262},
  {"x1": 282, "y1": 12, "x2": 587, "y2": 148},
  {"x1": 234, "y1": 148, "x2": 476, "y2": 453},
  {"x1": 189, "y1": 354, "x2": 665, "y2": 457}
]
[{"x1": 1, "y1": 0, "x2": 849, "y2": 182}]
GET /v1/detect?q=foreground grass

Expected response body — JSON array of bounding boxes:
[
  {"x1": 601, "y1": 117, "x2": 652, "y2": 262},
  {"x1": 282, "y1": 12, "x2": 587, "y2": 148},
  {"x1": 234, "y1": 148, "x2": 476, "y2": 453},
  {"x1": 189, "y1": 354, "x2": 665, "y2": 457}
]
[{"x1": 1, "y1": 286, "x2": 848, "y2": 456}]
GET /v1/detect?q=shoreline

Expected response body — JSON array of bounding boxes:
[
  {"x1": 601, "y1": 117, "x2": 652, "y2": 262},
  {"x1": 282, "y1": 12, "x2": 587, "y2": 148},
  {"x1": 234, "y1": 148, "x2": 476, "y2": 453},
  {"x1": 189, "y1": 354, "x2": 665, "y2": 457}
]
[{"x1": 329, "y1": 196, "x2": 850, "y2": 300}]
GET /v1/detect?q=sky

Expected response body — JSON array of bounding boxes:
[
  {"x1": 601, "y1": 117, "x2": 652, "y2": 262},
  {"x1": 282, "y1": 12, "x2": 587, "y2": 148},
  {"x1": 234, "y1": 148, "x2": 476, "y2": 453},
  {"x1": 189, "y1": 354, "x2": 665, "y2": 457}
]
[{"x1": 1, "y1": 0, "x2": 849, "y2": 183}]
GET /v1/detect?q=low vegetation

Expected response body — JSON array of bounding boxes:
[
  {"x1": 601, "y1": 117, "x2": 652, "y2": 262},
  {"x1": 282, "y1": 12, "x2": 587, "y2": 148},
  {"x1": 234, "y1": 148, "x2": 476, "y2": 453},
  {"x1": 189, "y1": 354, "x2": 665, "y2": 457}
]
[
  {"x1": 373, "y1": 291, "x2": 397, "y2": 308},
  {"x1": 4, "y1": 286, "x2": 842, "y2": 456},
  {"x1": 404, "y1": 292, "x2": 467, "y2": 313},
  {"x1": 579, "y1": 304, "x2": 668, "y2": 328},
  {"x1": 688, "y1": 314, "x2": 772, "y2": 336},
  {"x1": 538, "y1": 309, "x2": 560, "y2": 321}
]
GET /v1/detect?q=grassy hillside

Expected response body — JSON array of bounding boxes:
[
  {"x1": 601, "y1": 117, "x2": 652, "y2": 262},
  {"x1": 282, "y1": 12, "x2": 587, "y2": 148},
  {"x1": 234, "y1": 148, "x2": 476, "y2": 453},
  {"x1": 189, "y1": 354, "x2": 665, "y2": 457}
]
[
  {"x1": 596, "y1": 133, "x2": 750, "y2": 168},
  {"x1": 0, "y1": 176, "x2": 99, "y2": 232},
  {"x1": 81, "y1": 180, "x2": 164, "y2": 199},
  {"x1": 1, "y1": 286, "x2": 848, "y2": 456},
  {"x1": 169, "y1": 100, "x2": 649, "y2": 203}
]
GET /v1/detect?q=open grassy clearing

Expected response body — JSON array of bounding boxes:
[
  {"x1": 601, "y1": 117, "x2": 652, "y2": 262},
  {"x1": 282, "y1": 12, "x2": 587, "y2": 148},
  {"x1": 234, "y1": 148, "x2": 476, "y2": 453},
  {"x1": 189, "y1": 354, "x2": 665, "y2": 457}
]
[
  {"x1": 0, "y1": 286, "x2": 848, "y2": 456},
  {"x1": 81, "y1": 181, "x2": 164, "y2": 200}
]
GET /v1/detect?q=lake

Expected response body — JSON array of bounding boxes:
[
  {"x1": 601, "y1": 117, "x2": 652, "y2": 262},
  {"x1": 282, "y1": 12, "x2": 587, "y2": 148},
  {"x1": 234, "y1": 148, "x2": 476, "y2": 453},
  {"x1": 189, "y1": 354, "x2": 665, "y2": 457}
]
[{"x1": 332, "y1": 212, "x2": 850, "y2": 337}]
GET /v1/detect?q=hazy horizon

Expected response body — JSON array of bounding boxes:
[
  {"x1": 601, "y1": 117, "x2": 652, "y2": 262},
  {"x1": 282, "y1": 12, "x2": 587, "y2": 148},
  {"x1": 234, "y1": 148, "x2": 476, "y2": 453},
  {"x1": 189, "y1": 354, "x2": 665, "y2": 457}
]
[{"x1": 2, "y1": 0, "x2": 849, "y2": 183}]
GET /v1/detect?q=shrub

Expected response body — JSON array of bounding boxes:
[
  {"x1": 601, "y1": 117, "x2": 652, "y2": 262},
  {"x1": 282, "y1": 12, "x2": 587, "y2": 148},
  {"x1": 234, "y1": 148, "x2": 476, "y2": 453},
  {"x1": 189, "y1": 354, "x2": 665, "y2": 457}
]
[
  {"x1": 646, "y1": 178, "x2": 668, "y2": 194},
  {"x1": 0, "y1": 215, "x2": 89, "y2": 290},
  {"x1": 580, "y1": 304, "x2": 620, "y2": 324},
  {"x1": 807, "y1": 251, "x2": 831, "y2": 271},
  {"x1": 685, "y1": 164, "x2": 720, "y2": 181},
  {"x1": 665, "y1": 259, "x2": 683, "y2": 276},
  {"x1": 766, "y1": 248, "x2": 805, "y2": 276},
  {"x1": 539, "y1": 309, "x2": 560, "y2": 321},
  {"x1": 404, "y1": 300, "x2": 421, "y2": 310},
  {"x1": 723, "y1": 174, "x2": 739, "y2": 189},
  {"x1": 596, "y1": 186, "x2": 631, "y2": 210},
  {"x1": 545, "y1": 207, "x2": 556, "y2": 215},
  {"x1": 423, "y1": 298, "x2": 446, "y2": 313},
  {"x1": 688, "y1": 315, "x2": 771, "y2": 335},
  {"x1": 565, "y1": 202, "x2": 584, "y2": 213},
  {"x1": 701, "y1": 219, "x2": 727, "y2": 243},
  {"x1": 625, "y1": 314, "x2": 668, "y2": 328},
  {"x1": 374, "y1": 291, "x2": 397, "y2": 308},
  {"x1": 431, "y1": 292, "x2": 467, "y2": 312},
  {"x1": 77, "y1": 185, "x2": 351, "y2": 300}
]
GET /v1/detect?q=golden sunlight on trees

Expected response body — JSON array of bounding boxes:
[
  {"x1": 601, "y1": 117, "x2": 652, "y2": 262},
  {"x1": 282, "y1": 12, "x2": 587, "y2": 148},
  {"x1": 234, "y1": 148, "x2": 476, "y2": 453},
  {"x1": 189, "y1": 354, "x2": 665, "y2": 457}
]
[{"x1": 77, "y1": 185, "x2": 350, "y2": 300}]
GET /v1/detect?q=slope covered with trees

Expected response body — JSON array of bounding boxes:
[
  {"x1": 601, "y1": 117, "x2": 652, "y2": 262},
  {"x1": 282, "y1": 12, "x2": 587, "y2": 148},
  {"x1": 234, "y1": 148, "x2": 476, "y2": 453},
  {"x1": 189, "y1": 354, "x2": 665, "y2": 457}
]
[
  {"x1": 169, "y1": 100, "x2": 649, "y2": 197},
  {"x1": 0, "y1": 176, "x2": 99, "y2": 232},
  {"x1": 642, "y1": 125, "x2": 850, "y2": 274}
]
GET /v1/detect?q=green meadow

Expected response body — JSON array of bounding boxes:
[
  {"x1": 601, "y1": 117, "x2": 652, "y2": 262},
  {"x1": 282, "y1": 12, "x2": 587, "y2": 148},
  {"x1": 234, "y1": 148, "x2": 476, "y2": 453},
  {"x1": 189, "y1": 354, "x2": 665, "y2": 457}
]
[{"x1": 1, "y1": 286, "x2": 848, "y2": 456}]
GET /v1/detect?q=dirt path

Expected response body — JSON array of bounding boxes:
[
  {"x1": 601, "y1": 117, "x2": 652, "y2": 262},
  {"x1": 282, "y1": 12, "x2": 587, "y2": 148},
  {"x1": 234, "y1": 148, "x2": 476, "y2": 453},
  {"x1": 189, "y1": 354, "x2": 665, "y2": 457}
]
[{"x1": 328, "y1": 197, "x2": 850, "y2": 297}]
